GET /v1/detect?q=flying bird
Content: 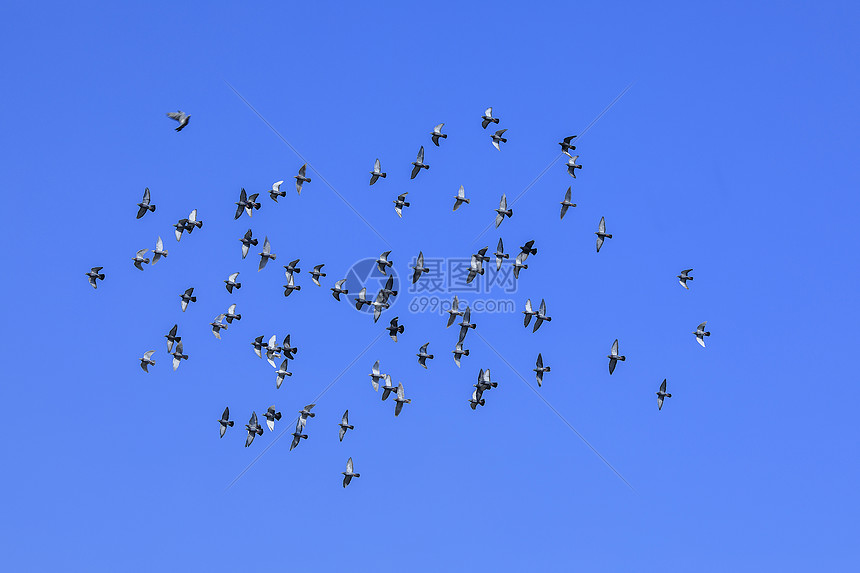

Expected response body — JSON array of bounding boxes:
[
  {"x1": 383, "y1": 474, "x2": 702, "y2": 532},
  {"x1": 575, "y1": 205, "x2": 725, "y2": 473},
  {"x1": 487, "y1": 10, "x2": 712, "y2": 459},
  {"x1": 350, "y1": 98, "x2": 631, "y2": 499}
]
[
  {"x1": 458, "y1": 307, "x2": 476, "y2": 343},
  {"x1": 353, "y1": 287, "x2": 371, "y2": 310},
  {"x1": 532, "y1": 299, "x2": 552, "y2": 332},
  {"x1": 466, "y1": 253, "x2": 485, "y2": 284},
  {"x1": 475, "y1": 368, "x2": 498, "y2": 392},
  {"x1": 513, "y1": 253, "x2": 528, "y2": 279},
  {"x1": 265, "y1": 335, "x2": 280, "y2": 368},
  {"x1": 494, "y1": 239, "x2": 508, "y2": 270},
  {"x1": 173, "y1": 218, "x2": 188, "y2": 242},
  {"x1": 491, "y1": 128, "x2": 508, "y2": 151},
  {"x1": 234, "y1": 188, "x2": 261, "y2": 219},
  {"x1": 290, "y1": 420, "x2": 308, "y2": 451},
  {"x1": 595, "y1": 217, "x2": 612, "y2": 252},
  {"x1": 523, "y1": 299, "x2": 537, "y2": 327},
  {"x1": 371, "y1": 290, "x2": 391, "y2": 323},
  {"x1": 453, "y1": 185, "x2": 469, "y2": 211},
  {"x1": 693, "y1": 321, "x2": 711, "y2": 347},
  {"x1": 381, "y1": 373, "x2": 396, "y2": 401},
  {"x1": 566, "y1": 154, "x2": 582, "y2": 178},
  {"x1": 136, "y1": 187, "x2": 156, "y2": 219},
  {"x1": 166, "y1": 110, "x2": 190, "y2": 131},
  {"x1": 245, "y1": 412, "x2": 264, "y2": 447},
  {"x1": 376, "y1": 251, "x2": 393, "y2": 275},
  {"x1": 656, "y1": 379, "x2": 672, "y2": 410},
  {"x1": 224, "y1": 303, "x2": 241, "y2": 323},
  {"x1": 411, "y1": 251, "x2": 429, "y2": 284},
  {"x1": 607, "y1": 339, "x2": 625, "y2": 375},
  {"x1": 294, "y1": 163, "x2": 311, "y2": 194},
  {"x1": 534, "y1": 353, "x2": 551, "y2": 387},
  {"x1": 481, "y1": 107, "x2": 499, "y2": 128},
  {"x1": 446, "y1": 295, "x2": 465, "y2": 328},
  {"x1": 258, "y1": 236, "x2": 276, "y2": 271},
  {"x1": 86, "y1": 267, "x2": 105, "y2": 289},
  {"x1": 308, "y1": 264, "x2": 326, "y2": 286},
  {"x1": 282, "y1": 273, "x2": 302, "y2": 297},
  {"x1": 369, "y1": 158, "x2": 386, "y2": 185},
  {"x1": 338, "y1": 410, "x2": 354, "y2": 442},
  {"x1": 171, "y1": 341, "x2": 188, "y2": 371},
  {"x1": 210, "y1": 314, "x2": 228, "y2": 339},
  {"x1": 152, "y1": 237, "x2": 168, "y2": 264},
  {"x1": 165, "y1": 324, "x2": 180, "y2": 353},
  {"x1": 251, "y1": 335, "x2": 266, "y2": 359},
  {"x1": 452, "y1": 342, "x2": 469, "y2": 368},
  {"x1": 387, "y1": 317, "x2": 405, "y2": 342},
  {"x1": 281, "y1": 334, "x2": 298, "y2": 359},
  {"x1": 342, "y1": 457, "x2": 360, "y2": 487},
  {"x1": 263, "y1": 406, "x2": 282, "y2": 432},
  {"x1": 431, "y1": 123, "x2": 447, "y2": 146},
  {"x1": 393, "y1": 192, "x2": 410, "y2": 217},
  {"x1": 469, "y1": 387, "x2": 486, "y2": 410},
  {"x1": 330, "y1": 279, "x2": 349, "y2": 301},
  {"x1": 283, "y1": 259, "x2": 301, "y2": 280},
  {"x1": 298, "y1": 404, "x2": 316, "y2": 430},
  {"x1": 224, "y1": 272, "x2": 241, "y2": 293},
  {"x1": 519, "y1": 240, "x2": 537, "y2": 261},
  {"x1": 494, "y1": 194, "x2": 513, "y2": 228},
  {"x1": 139, "y1": 350, "x2": 156, "y2": 373},
  {"x1": 369, "y1": 360, "x2": 383, "y2": 392},
  {"x1": 275, "y1": 358, "x2": 292, "y2": 389},
  {"x1": 678, "y1": 269, "x2": 694, "y2": 289},
  {"x1": 184, "y1": 208, "x2": 203, "y2": 233},
  {"x1": 394, "y1": 383, "x2": 411, "y2": 417},
  {"x1": 410, "y1": 146, "x2": 429, "y2": 179},
  {"x1": 218, "y1": 407, "x2": 234, "y2": 438},
  {"x1": 560, "y1": 187, "x2": 577, "y2": 220},
  {"x1": 132, "y1": 249, "x2": 150, "y2": 271},
  {"x1": 416, "y1": 342, "x2": 434, "y2": 368},
  {"x1": 558, "y1": 135, "x2": 577, "y2": 154},
  {"x1": 269, "y1": 180, "x2": 286, "y2": 202},
  {"x1": 179, "y1": 288, "x2": 196, "y2": 312},
  {"x1": 239, "y1": 229, "x2": 258, "y2": 259}
]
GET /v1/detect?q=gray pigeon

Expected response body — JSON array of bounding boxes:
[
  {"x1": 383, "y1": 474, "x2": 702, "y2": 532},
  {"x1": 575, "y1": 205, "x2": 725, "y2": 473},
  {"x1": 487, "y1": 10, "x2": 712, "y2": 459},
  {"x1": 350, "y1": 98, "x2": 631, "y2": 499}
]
[
  {"x1": 369, "y1": 158, "x2": 386, "y2": 185},
  {"x1": 446, "y1": 295, "x2": 465, "y2": 327},
  {"x1": 132, "y1": 249, "x2": 150, "y2": 271},
  {"x1": 693, "y1": 321, "x2": 711, "y2": 347},
  {"x1": 458, "y1": 307, "x2": 476, "y2": 343},
  {"x1": 290, "y1": 420, "x2": 308, "y2": 451},
  {"x1": 387, "y1": 317, "x2": 405, "y2": 342},
  {"x1": 294, "y1": 163, "x2": 311, "y2": 194},
  {"x1": 595, "y1": 217, "x2": 612, "y2": 252},
  {"x1": 179, "y1": 287, "x2": 196, "y2": 312},
  {"x1": 283, "y1": 259, "x2": 301, "y2": 280},
  {"x1": 342, "y1": 457, "x2": 360, "y2": 487},
  {"x1": 452, "y1": 342, "x2": 469, "y2": 368},
  {"x1": 263, "y1": 405, "x2": 282, "y2": 432},
  {"x1": 678, "y1": 269, "x2": 693, "y2": 289},
  {"x1": 165, "y1": 324, "x2": 180, "y2": 353},
  {"x1": 491, "y1": 128, "x2": 508, "y2": 151},
  {"x1": 513, "y1": 252, "x2": 528, "y2": 279},
  {"x1": 410, "y1": 146, "x2": 429, "y2": 179},
  {"x1": 265, "y1": 335, "x2": 281, "y2": 368},
  {"x1": 275, "y1": 358, "x2": 292, "y2": 389},
  {"x1": 86, "y1": 267, "x2": 105, "y2": 289},
  {"x1": 166, "y1": 110, "x2": 190, "y2": 131},
  {"x1": 218, "y1": 407, "x2": 234, "y2": 438},
  {"x1": 475, "y1": 368, "x2": 498, "y2": 392},
  {"x1": 224, "y1": 272, "x2": 241, "y2": 293},
  {"x1": 224, "y1": 303, "x2": 241, "y2": 324},
  {"x1": 353, "y1": 287, "x2": 371, "y2": 310},
  {"x1": 481, "y1": 107, "x2": 499, "y2": 128},
  {"x1": 532, "y1": 299, "x2": 552, "y2": 332},
  {"x1": 173, "y1": 218, "x2": 189, "y2": 242},
  {"x1": 431, "y1": 123, "x2": 447, "y2": 146},
  {"x1": 309, "y1": 264, "x2": 326, "y2": 286},
  {"x1": 376, "y1": 251, "x2": 393, "y2": 275},
  {"x1": 453, "y1": 185, "x2": 469, "y2": 211},
  {"x1": 466, "y1": 253, "x2": 485, "y2": 284},
  {"x1": 136, "y1": 187, "x2": 156, "y2": 219},
  {"x1": 380, "y1": 275, "x2": 398, "y2": 303},
  {"x1": 519, "y1": 240, "x2": 537, "y2": 261},
  {"x1": 280, "y1": 334, "x2": 298, "y2": 359},
  {"x1": 558, "y1": 135, "x2": 577, "y2": 154},
  {"x1": 234, "y1": 188, "x2": 261, "y2": 219},
  {"x1": 269, "y1": 180, "x2": 286, "y2": 202},
  {"x1": 381, "y1": 373, "x2": 396, "y2": 400},
  {"x1": 371, "y1": 290, "x2": 391, "y2": 323},
  {"x1": 656, "y1": 379, "x2": 672, "y2": 410},
  {"x1": 338, "y1": 410, "x2": 354, "y2": 442},
  {"x1": 607, "y1": 339, "x2": 625, "y2": 375},
  {"x1": 139, "y1": 350, "x2": 156, "y2": 372},
  {"x1": 523, "y1": 299, "x2": 537, "y2": 327},
  {"x1": 245, "y1": 412, "x2": 264, "y2": 447},
  {"x1": 239, "y1": 229, "x2": 258, "y2": 259},
  {"x1": 534, "y1": 353, "x2": 551, "y2": 387},
  {"x1": 210, "y1": 314, "x2": 228, "y2": 339},
  {"x1": 369, "y1": 360, "x2": 383, "y2": 392},
  {"x1": 394, "y1": 382, "x2": 411, "y2": 417},
  {"x1": 494, "y1": 238, "x2": 508, "y2": 270},
  {"x1": 331, "y1": 278, "x2": 349, "y2": 301},
  {"x1": 298, "y1": 404, "x2": 316, "y2": 430},
  {"x1": 566, "y1": 154, "x2": 582, "y2": 178},
  {"x1": 494, "y1": 194, "x2": 513, "y2": 228},
  {"x1": 469, "y1": 387, "x2": 486, "y2": 409},
  {"x1": 416, "y1": 342, "x2": 434, "y2": 368},
  {"x1": 411, "y1": 251, "x2": 429, "y2": 284},
  {"x1": 183, "y1": 209, "x2": 203, "y2": 234},
  {"x1": 251, "y1": 335, "x2": 266, "y2": 359},
  {"x1": 152, "y1": 237, "x2": 168, "y2": 264},
  {"x1": 560, "y1": 187, "x2": 577, "y2": 220},
  {"x1": 258, "y1": 236, "x2": 276, "y2": 271},
  {"x1": 393, "y1": 192, "x2": 410, "y2": 218},
  {"x1": 171, "y1": 341, "x2": 188, "y2": 371}
]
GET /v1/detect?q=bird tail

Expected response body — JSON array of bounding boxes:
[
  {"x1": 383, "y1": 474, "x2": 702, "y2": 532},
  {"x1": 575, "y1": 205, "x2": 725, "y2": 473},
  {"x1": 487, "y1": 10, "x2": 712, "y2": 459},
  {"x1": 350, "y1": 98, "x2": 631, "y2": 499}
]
[
  {"x1": 236, "y1": 314, "x2": 242, "y2": 320},
  {"x1": 150, "y1": 205, "x2": 156, "y2": 212},
  {"x1": 545, "y1": 367, "x2": 551, "y2": 372},
  {"x1": 398, "y1": 325, "x2": 404, "y2": 333},
  {"x1": 666, "y1": 393, "x2": 672, "y2": 398},
  {"x1": 354, "y1": 473, "x2": 360, "y2": 478},
  {"x1": 705, "y1": 332, "x2": 711, "y2": 336},
  {"x1": 507, "y1": 209, "x2": 513, "y2": 217},
  {"x1": 195, "y1": 221, "x2": 203, "y2": 228},
  {"x1": 381, "y1": 173, "x2": 387, "y2": 178},
  {"x1": 190, "y1": 297, "x2": 197, "y2": 302},
  {"x1": 480, "y1": 399, "x2": 485, "y2": 405},
  {"x1": 464, "y1": 349, "x2": 470, "y2": 356},
  {"x1": 493, "y1": 118, "x2": 500, "y2": 123},
  {"x1": 501, "y1": 138, "x2": 507, "y2": 143},
  {"x1": 228, "y1": 421, "x2": 234, "y2": 427},
  {"x1": 619, "y1": 356, "x2": 626, "y2": 361},
  {"x1": 236, "y1": 282, "x2": 241, "y2": 289},
  {"x1": 531, "y1": 248, "x2": 537, "y2": 255},
  {"x1": 606, "y1": 234, "x2": 612, "y2": 239},
  {"x1": 490, "y1": 383, "x2": 498, "y2": 388},
  {"x1": 274, "y1": 413, "x2": 282, "y2": 421},
  {"x1": 269, "y1": 254, "x2": 277, "y2": 260},
  {"x1": 98, "y1": 274, "x2": 105, "y2": 280}
]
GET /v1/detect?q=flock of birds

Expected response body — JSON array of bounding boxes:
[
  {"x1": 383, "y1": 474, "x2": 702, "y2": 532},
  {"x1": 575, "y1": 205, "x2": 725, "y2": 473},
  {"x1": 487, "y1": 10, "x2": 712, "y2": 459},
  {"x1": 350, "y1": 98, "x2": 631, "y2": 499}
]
[{"x1": 84, "y1": 107, "x2": 711, "y2": 487}]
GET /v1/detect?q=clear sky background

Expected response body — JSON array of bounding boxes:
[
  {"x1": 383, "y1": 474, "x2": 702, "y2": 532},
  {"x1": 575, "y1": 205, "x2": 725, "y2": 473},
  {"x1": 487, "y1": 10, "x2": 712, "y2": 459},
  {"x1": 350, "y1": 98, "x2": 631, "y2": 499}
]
[{"x1": 2, "y1": 1, "x2": 859, "y2": 571}]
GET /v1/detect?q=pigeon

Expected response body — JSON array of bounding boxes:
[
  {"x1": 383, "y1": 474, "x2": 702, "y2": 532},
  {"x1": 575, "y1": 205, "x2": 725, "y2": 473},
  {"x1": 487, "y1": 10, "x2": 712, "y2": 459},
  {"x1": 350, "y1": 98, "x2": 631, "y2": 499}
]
[
  {"x1": 519, "y1": 240, "x2": 537, "y2": 261},
  {"x1": 342, "y1": 457, "x2": 361, "y2": 487},
  {"x1": 275, "y1": 358, "x2": 292, "y2": 389},
  {"x1": 330, "y1": 279, "x2": 349, "y2": 301},
  {"x1": 379, "y1": 275, "x2": 398, "y2": 302},
  {"x1": 475, "y1": 368, "x2": 498, "y2": 392},
  {"x1": 694, "y1": 321, "x2": 711, "y2": 347},
  {"x1": 166, "y1": 110, "x2": 190, "y2": 131},
  {"x1": 210, "y1": 314, "x2": 228, "y2": 339},
  {"x1": 338, "y1": 410, "x2": 354, "y2": 442},
  {"x1": 251, "y1": 335, "x2": 266, "y2": 359},
  {"x1": 290, "y1": 420, "x2": 308, "y2": 451},
  {"x1": 184, "y1": 208, "x2": 203, "y2": 233},
  {"x1": 218, "y1": 407, "x2": 234, "y2": 438},
  {"x1": 369, "y1": 158, "x2": 386, "y2": 185},
  {"x1": 269, "y1": 180, "x2": 286, "y2": 202},
  {"x1": 179, "y1": 287, "x2": 196, "y2": 312},
  {"x1": 245, "y1": 412, "x2": 264, "y2": 447},
  {"x1": 171, "y1": 341, "x2": 188, "y2": 371},
  {"x1": 411, "y1": 251, "x2": 429, "y2": 284},
  {"x1": 165, "y1": 324, "x2": 180, "y2": 353},
  {"x1": 381, "y1": 374, "x2": 396, "y2": 400},
  {"x1": 523, "y1": 299, "x2": 537, "y2": 327},
  {"x1": 258, "y1": 236, "x2": 276, "y2": 271},
  {"x1": 224, "y1": 272, "x2": 241, "y2": 293},
  {"x1": 513, "y1": 252, "x2": 529, "y2": 279},
  {"x1": 281, "y1": 334, "x2": 298, "y2": 359},
  {"x1": 494, "y1": 239, "x2": 509, "y2": 270},
  {"x1": 283, "y1": 259, "x2": 302, "y2": 279},
  {"x1": 410, "y1": 146, "x2": 429, "y2": 179},
  {"x1": 132, "y1": 249, "x2": 150, "y2": 271},
  {"x1": 234, "y1": 188, "x2": 261, "y2": 219},
  {"x1": 491, "y1": 128, "x2": 508, "y2": 151},
  {"x1": 376, "y1": 251, "x2": 393, "y2": 275},
  {"x1": 494, "y1": 194, "x2": 513, "y2": 228},
  {"x1": 369, "y1": 360, "x2": 383, "y2": 392},
  {"x1": 481, "y1": 107, "x2": 499, "y2": 128},
  {"x1": 308, "y1": 264, "x2": 326, "y2": 286},
  {"x1": 656, "y1": 379, "x2": 673, "y2": 410},
  {"x1": 371, "y1": 290, "x2": 391, "y2": 323},
  {"x1": 394, "y1": 383, "x2": 411, "y2": 417},
  {"x1": 452, "y1": 342, "x2": 469, "y2": 368},
  {"x1": 469, "y1": 387, "x2": 486, "y2": 410},
  {"x1": 558, "y1": 135, "x2": 577, "y2": 154},
  {"x1": 239, "y1": 229, "x2": 258, "y2": 259},
  {"x1": 263, "y1": 406, "x2": 282, "y2": 432},
  {"x1": 224, "y1": 303, "x2": 241, "y2": 324},
  {"x1": 136, "y1": 187, "x2": 156, "y2": 219},
  {"x1": 353, "y1": 287, "x2": 372, "y2": 310},
  {"x1": 265, "y1": 335, "x2": 281, "y2": 368},
  {"x1": 86, "y1": 267, "x2": 105, "y2": 289},
  {"x1": 532, "y1": 299, "x2": 552, "y2": 332},
  {"x1": 534, "y1": 353, "x2": 551, "y2": 387},
  {"x1": 393, "y1": 192, "x2": 410, "y2": 217},
  {"x1": 453, "y1": 185, "x2": 470, "y2": 211},
  {"x1": 566, "y1": 154, "x2": 582, "y2": 178},
  {"x1": 298, "y1": 404, "x2": 316, "y2": 430},
  {"x1": 417, "y1": 343, "x2": 434, "y2": 368},
  {"x1": 431, "y1": 123, "x2": 447, "y2": 146},
  {"x1": 678, "y1": 269, "x2": 694, "y2": 289},
  {"x1": 387, "y1": 317, "x2": 405, "y2": 342},
  {"x1": 173, "y1": 218, "x2": 189, "y2": 242},
  {"x1": 475, "y1": 246, "x2": 491, "y2": 266},
  {"x1": 560, "y1": 187, "x2": 577, "y2": 220},
  {"x1": 283, "y1": 273, "x2": 302, "y2": 297},
  {"x1": 246, "y1": 192, "x2": 262, "y2": 215},
  {"x1": 607, "y1": 339, "x2": 625, "y2": 375},
  {"x1": 446, "y1": 295, "x2": 465, "y2": 327},
  {"x1": 466, "y1": 253, "x2": 485, "y2": 284},
  {"x1": 294, "y1": 163, "x2": 311, "y2": 194},
  {"x1": 139, "y1": 350, "x2": 156, "y2": 372},
  {"x1": 595, "y1": 217, "x2": 612, "y2": 252},
  {"x1": 458, "y1": 307, "x2": 476, "y2": 343},
  {"x1": 152, "y1": 237, "x2": 168, "y2": 264}
]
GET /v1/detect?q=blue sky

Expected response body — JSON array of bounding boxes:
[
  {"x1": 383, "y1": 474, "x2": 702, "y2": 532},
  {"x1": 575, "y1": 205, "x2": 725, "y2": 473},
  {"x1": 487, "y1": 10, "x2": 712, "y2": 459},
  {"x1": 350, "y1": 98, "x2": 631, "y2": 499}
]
[{"x1": 2, "y1": 1, "x2": 859, "y2": 570}]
